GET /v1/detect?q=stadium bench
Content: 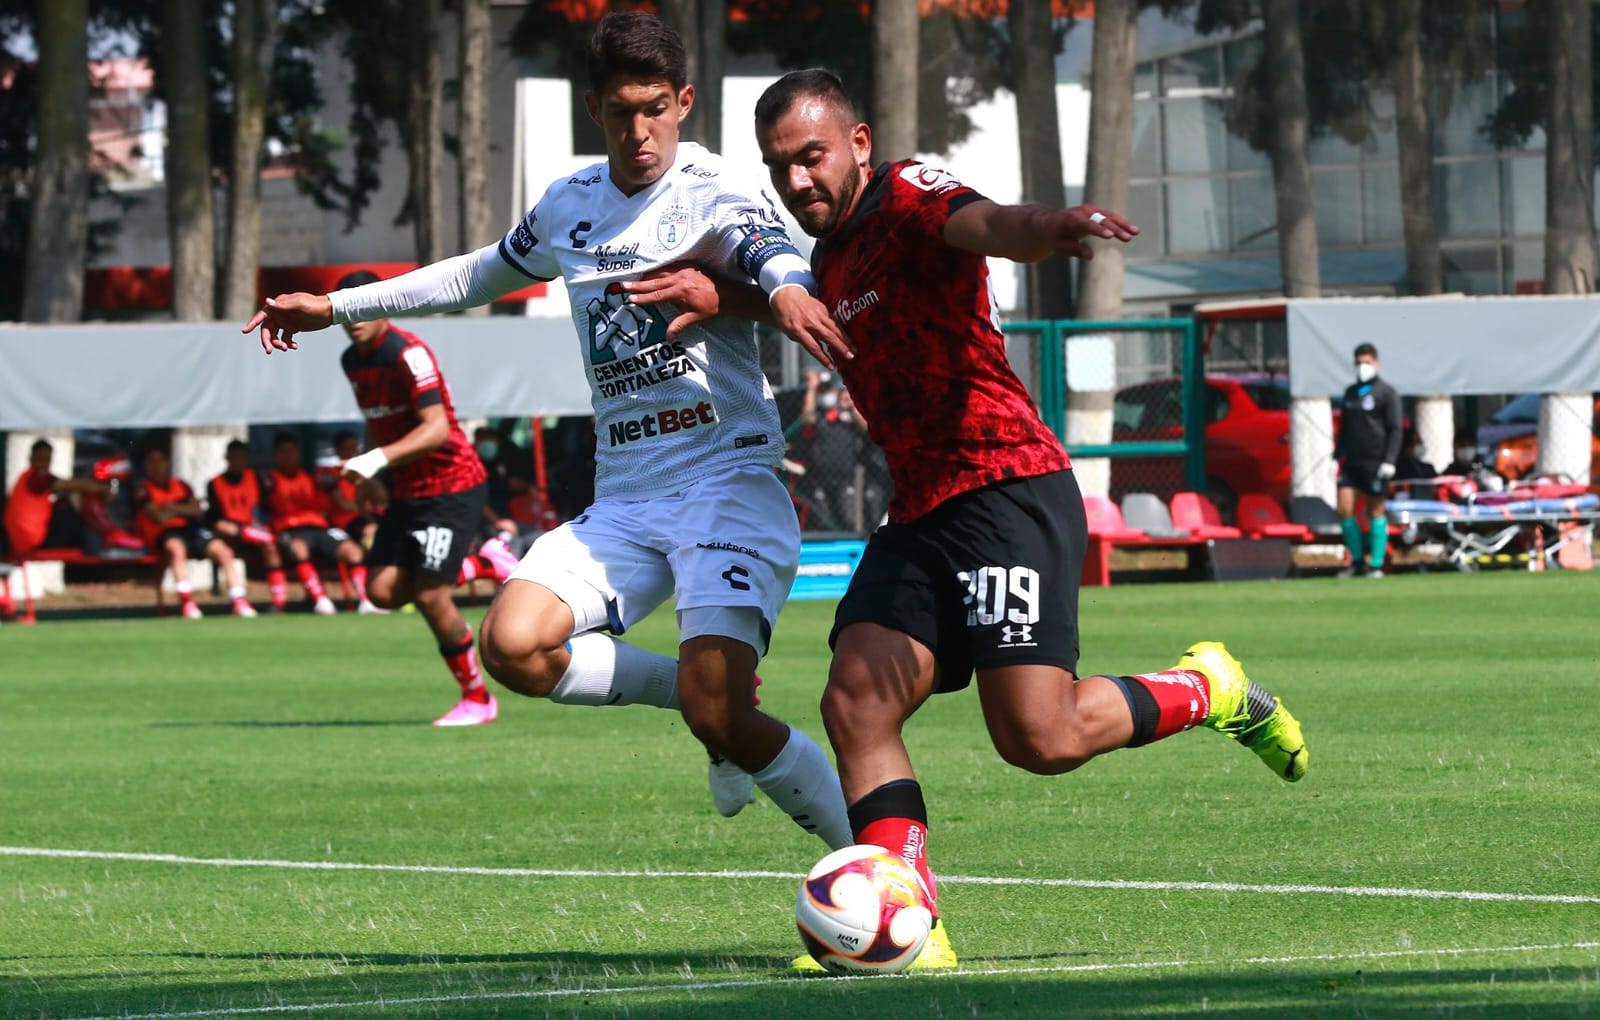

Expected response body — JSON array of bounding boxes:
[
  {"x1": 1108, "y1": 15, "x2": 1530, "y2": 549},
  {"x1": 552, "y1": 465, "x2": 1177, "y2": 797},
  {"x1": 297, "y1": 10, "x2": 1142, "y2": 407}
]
[
  {"x1": 1236, "y1": 493, "x2": 1313, "y2": 542},
  {"x1": 1168, "y1": 492, "x2": 1242, "y2": 539}
]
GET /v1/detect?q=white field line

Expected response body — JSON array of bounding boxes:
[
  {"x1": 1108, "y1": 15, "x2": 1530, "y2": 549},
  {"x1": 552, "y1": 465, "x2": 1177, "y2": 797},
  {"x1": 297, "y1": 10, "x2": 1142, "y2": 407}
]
[
  {"x1": 4, "y1": 845, "x2": 1600, "y2": 905},
  {"x1": 46, "y1": 941, "x2": 1600, "y2": 1020}
]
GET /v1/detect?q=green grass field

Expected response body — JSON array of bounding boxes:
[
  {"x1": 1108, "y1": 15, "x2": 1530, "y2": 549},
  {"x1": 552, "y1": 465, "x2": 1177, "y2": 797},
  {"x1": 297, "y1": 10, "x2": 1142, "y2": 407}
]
[{"x1": 3, "y1": 572, "x2": 1598, "y2": 1018}]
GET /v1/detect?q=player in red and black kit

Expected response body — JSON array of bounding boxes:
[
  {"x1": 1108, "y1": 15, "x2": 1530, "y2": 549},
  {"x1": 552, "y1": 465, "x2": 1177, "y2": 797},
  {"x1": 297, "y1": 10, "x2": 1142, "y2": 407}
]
[
  {"x1": 207, "y1": 438, "x2": 290, "y2": 613},
  {"x1": 332, "y1": 270, "x2": 519, "y2": 726},
  {"x1": 633, "y1": 69, "x2": 1310, "y2": 970},
  {"x1": 264, "y1": 432, "x2": 373, "y2": 615},
  {"x1": 134, "y1": 446, "x2": 254, "y2": 620}
]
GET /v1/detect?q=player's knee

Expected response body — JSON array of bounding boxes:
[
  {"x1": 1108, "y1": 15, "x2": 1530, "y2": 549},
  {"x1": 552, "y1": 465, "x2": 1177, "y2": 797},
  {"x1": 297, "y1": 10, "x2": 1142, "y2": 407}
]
[
  {"x1": 678, "y1": 693, "x2": 735, "y2": 751},
  {"x1": 819, "y1": 671, "x2": 892, "y2": 755},
  {"x1": 479, "y1": 610, "x2": 564, "y2": 697},
  {"x1": 366, "y1": 574, "x2": 402, "y2": 608},
  {"x1": 990, "y1": 725, "x2": 1090, "y2": 776}
]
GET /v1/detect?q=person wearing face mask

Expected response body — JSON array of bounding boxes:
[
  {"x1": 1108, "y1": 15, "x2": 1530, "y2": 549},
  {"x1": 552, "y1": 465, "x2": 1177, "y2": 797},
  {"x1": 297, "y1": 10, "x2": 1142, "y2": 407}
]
[
  {"x1": 1335, "y1": 343, "x2": 1404, "y2": 577},
  {"x1": 473, "y1": 425, "x2": 536, "y2": 542}
]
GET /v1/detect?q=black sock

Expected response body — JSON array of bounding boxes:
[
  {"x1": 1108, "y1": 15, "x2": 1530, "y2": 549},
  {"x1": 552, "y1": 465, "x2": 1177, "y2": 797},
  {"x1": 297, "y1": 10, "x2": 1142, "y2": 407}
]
[
  {"x1": 847, "y1": 779, "x2": 928, "y2": 841},
  {"x1": 1107, "y1": 675, "x2": 1163, "y2": 747}
]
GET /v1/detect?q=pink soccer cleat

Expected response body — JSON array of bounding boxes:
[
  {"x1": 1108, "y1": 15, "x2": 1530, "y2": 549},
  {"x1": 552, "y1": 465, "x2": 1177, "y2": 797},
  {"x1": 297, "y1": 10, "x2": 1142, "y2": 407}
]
[
  {"x1": 478, "y1": 536, "x2": 521, "y2": 583},
  {"x1": 433, "y1": 694, "x2": 498, "y2": 727},
  {"x1": 180, "y1": 600, "x2": 204, "y2": 620},
  {"x1": 232, "y1": 598, "x2": 258, "y2": 618}
]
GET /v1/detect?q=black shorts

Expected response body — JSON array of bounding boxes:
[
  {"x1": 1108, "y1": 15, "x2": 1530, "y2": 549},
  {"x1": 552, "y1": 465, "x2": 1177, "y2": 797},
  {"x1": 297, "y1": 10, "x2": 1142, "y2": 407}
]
[
  {"x1": 367, "y1": 483, "x2": 486, "y2": 583},
  {"x1": 278, "y1": 525, "x2": 351, "y2": 563},
  {"x1": 1338, "y1": 458, "x2": 1388, "y2": 496},
  {"x1": 830, "y1": 469, "x2": 1087, "y2": 693},
  {"x1": 158, "y1": 523, "x2": 217, "y2": 559}
]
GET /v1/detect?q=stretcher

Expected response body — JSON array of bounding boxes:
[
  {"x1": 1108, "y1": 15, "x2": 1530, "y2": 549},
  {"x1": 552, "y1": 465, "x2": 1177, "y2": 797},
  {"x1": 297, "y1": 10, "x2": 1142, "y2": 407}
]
[{"x1": 1385, "y1": 492, "x2": 1599, "y2": 570}]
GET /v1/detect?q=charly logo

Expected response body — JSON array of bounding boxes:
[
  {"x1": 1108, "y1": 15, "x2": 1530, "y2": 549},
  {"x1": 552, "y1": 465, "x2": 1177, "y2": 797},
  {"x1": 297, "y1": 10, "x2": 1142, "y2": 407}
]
[
  {"x1": 587, "y1": 282, "x2": 667, "y2": 365},
  {"x1": 656, "y1": 204, "x2": 691, "y2": 250}
]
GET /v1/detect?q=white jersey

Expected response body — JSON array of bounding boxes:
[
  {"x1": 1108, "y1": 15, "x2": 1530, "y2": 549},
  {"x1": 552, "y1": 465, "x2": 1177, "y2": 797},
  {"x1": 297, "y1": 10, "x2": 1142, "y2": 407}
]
[{"x1": 498, "y1": 143, "x2": 791, "y2": 501}]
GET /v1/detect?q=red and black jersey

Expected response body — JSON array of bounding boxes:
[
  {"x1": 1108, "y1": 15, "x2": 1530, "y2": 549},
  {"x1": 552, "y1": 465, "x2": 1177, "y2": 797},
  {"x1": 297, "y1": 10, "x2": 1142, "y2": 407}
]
[
  {"x1": 265, "y1": 467, "x2": 331, "y2": 532},
  {"x1": 340, "y1": 325, "x2": 486, "y2": 500},
  {"x1": 812, "y1": 160, "x2": 1070, "y2": 522},
  {"x1": 134, "y1": 476, "x2": 198, "y2": 546},
  {"x1": 207, "y1": 469, "x2": 263, "y2": 527}
]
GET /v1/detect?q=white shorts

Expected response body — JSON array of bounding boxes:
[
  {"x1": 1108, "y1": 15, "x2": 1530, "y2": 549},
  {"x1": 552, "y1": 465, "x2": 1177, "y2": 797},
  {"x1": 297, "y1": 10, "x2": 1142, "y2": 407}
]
[{"x1": 508, "y1": 465, "x2": 800, "y2": 650}]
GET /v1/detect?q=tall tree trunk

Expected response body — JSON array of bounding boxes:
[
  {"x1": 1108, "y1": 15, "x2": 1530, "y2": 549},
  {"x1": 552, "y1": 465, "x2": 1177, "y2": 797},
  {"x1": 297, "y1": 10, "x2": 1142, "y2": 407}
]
[
  {"x1": 1391, "y1": 0, "x2": 1441, "y2": 296},
  {"x1": 458, "y1": 0, "x2": 492, "y2": 315},
  {"x1": 403, "y1": 0, "x2": 445, "y2": 266},
  {"x1": 161, "y1": 0, "x2": 215, "y2": 320},
  {"x1": 698, "y1": 0, "x2": 726, "y2": 152},
  {"x1": 1263, "y1": 0, "x2": 1319, "y2": 298},
  {"x1": 1072, "y1": 0, "x2": 1136, "y2": 498},
  {"x1": 872, "y1": 0, "x2": 919, "y2": 161},
  {"x1": 222, "y1": 0, "x2": 278, "y2": 321},
  {"x1": 1544, "y1": 0, "x2": 1596, "y2": 295},
  {"x1": 1011, "y1": 0, "x2": 1071, "y2": 321},
  {"x1": 1266, "y1": 0, "x2": 1331, "y2": 511},
  {"x1": 22, "y1": 0, "x2": 89, "y2": 322},
  {"x1": 658, "y1": 0, "x2": 702, "y2": 141},
  {"x1": 1539, "y1": 0, "x2": 1595, "y2": 483}
]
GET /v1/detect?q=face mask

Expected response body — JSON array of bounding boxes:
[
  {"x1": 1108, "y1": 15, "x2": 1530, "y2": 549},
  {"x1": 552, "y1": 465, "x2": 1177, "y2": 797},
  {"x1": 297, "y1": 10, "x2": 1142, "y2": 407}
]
[
  {"x1": 817, "y1": 392, "x2": 839, "y2": 410},
  {"x1": 1456, "y1": 446, "x2": 1476, "y2": 463},
  {"x1": 475, "y1": 441, "x2": 499, "y2": 460},
  {"x1": 1356, "y1": 363, "x2": 1378, "y2": 383}
]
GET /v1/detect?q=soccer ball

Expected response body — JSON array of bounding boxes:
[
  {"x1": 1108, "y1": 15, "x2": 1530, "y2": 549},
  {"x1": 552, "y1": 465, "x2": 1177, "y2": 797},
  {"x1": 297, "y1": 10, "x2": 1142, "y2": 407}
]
[{"x1": 794, "y1": 844, "x2": 934, "y2": 974}]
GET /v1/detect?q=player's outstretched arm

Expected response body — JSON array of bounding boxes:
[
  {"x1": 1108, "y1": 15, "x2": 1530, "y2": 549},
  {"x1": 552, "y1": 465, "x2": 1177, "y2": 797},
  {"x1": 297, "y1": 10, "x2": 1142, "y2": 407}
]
[
  {"x1": 944, "y1": 200, "x2": 1138, "y2": 264},
  {"x1": 625, "y1": 266, "x2": 853, "y2": 367},
  {"x1": 244, "y1": 293, "x2": 334, "y2": 354}
]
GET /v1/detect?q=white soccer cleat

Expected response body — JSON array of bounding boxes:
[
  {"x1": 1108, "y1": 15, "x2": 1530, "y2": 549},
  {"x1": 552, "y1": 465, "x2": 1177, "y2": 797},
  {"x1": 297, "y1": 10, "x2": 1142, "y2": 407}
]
[
  {"x1": 312, "y1": 596, "x2": 337, "y2": 616},
  {"x1": 357, "y1": 599, "x2": 388, "y2": 615},
  {"x1": 433, "y1": 695, "x2": 498, "y2": 727},
  {"x1": 232, "y1": 598, "x2": 258, "y2": 618},
  {"x1": 708, "y1": 753, "x2": 756, "y2": 817},
  {"x1": 478, "y1": 536, "x2": 521, "y2": 583}
]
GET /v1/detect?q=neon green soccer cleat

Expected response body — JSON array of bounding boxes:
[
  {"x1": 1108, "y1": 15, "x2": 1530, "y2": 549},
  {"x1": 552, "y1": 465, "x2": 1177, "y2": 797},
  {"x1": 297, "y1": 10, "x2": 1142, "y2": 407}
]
[
  {"x1": 1177, "y1": 641, "x2": 1308, "y2": 782},
  {"x1": 787, "y1": 918, "x2": 959, "y2": 974}
]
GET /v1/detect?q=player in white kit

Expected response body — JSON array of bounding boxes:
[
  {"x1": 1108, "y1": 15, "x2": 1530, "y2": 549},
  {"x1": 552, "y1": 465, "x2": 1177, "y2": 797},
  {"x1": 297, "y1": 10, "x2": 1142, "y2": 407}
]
[{"x1": 245, "y1": 11, "x2": 853, "y2": 851}]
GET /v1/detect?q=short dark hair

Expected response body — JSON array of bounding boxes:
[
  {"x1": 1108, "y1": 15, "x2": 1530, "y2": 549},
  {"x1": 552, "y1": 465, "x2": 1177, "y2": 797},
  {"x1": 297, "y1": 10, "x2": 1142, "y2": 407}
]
[
  {"x1": 1354, "y1": 342, "x2": 1378, "y2": 359},
  {"x1": 272, "y1": 431, "x2": 300, "y2": 449},
  {"x1": 335, "y1": 269, "x2": 381, "y2": 291},
  {"x1": 587, "y1": 11, "x2": 686, "y2": 95},
  {"x1": 755, "y1": 68, "x2": 856, "y2": 129},
  {"x1": 29, "y1": 438, "x2": 52, "y2": 456},
  {"x1": 332, "y1": 431, "x2": 358, "y2": 447},
  {"x1": 225, "y1": 439, "x2": 249, "y2": 455}
]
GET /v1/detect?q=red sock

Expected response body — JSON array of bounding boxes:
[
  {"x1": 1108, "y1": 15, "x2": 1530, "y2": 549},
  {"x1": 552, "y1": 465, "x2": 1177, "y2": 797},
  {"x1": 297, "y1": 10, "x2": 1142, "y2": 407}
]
[
  {"x1": 455, "y1": 555, "x2": 486, "y2": 585},
  {"x1": 267, "y1": 568, "x2": 288, "y2": 609},
  {"x1": 295, "y1": 561, "x2": 326, "y2": 600},
  {"x1": 858, "y1": 816, "x2": 936, "y2": 905},
  {"x1": 1119, "y1": 669, "x2": 1212, "y2": 745},
  {"x1": 350, "y1": 564, "x2": 369, "y2": 601},
  {"x1": 442, "y1": 628, "x2": 488, "y2": 702}
]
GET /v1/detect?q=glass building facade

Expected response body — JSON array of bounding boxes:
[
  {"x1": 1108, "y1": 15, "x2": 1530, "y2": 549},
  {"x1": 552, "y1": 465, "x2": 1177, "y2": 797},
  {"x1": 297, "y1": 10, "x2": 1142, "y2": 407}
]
[{"x1": 1124, "y1": 27, "x2": 1560, "y2": 311}]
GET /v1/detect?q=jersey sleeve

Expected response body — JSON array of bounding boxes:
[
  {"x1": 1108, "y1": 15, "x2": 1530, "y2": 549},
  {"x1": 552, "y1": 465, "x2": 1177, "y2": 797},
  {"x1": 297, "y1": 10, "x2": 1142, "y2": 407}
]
[
  {"x1": 497, "y1": 188, "x2": 561, "y2": 282},
  {"x1": 398, "y1": 343, "x2": 445, "y2": 411},
  {"x1": 702, "y1": 177, "x2": 812, "y2": 291},
  {"x1": 885, "y1": 161, "x2": 986, "y2": 242}
]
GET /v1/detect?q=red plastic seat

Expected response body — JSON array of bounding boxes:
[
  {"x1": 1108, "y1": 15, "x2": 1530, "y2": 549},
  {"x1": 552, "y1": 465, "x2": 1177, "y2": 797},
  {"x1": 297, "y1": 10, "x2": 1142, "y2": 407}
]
[
  {"x1": 1169, "y1": 492, "x2": 1242, "y2": 539},
  {"x1": 1236, "y1": 493, "x2": 1313, "y2": 541},
  {"x1": 1083, "y1": 495, "x2": 1146, "y2": 541}
]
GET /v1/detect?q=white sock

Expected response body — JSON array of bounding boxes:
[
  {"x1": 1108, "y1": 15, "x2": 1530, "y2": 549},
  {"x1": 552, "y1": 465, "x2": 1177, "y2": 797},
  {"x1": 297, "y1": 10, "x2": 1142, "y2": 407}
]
[
  {"x1": 753, "y1": 726, "x2": 853, "y2": 850},
  {"x1": 228, "y1": 585, "x2": 246, "y2": 600},
  {"x1": 547, "y1": 632, "x2": 680, "y2": 709},
  {"x1": 175, "y1": 580, "x2": 192, "y2": 596}
]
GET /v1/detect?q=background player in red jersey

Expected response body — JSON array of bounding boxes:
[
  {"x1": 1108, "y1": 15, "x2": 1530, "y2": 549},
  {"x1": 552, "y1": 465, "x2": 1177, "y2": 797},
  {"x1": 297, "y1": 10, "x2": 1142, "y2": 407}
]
[
  {"x1": 206, "y1": 438, "x2": 290, "y2": 613},
  {"x1": 264, "y1": 432, "x2": 374, "y2": 616},
  {"x1": 331, "y1": 270, "x2": 519, "y2": 726},
  {"x1": 134, "y1": 447, "x2": 254, "y2": 620},
  {"x1": 631, "y1": 68, "x2": 1309, "y2": 971}
]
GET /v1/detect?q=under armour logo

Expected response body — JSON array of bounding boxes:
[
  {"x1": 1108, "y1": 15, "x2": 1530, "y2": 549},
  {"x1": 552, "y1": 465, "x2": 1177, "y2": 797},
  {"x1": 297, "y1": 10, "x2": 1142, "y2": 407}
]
[
  {"x1": 722, "y1": 564, "x2": 752, "y2": 591},
  {"x1": 1001, "y1": 624, "x2": 1034, "y2": 645}
]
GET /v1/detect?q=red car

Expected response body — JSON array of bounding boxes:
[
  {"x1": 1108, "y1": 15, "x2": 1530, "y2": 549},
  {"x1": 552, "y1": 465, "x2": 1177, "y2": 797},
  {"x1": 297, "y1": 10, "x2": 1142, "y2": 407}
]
[{"x1": 1109, "y1": 375, "x2": 1291, "y2": 519}]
